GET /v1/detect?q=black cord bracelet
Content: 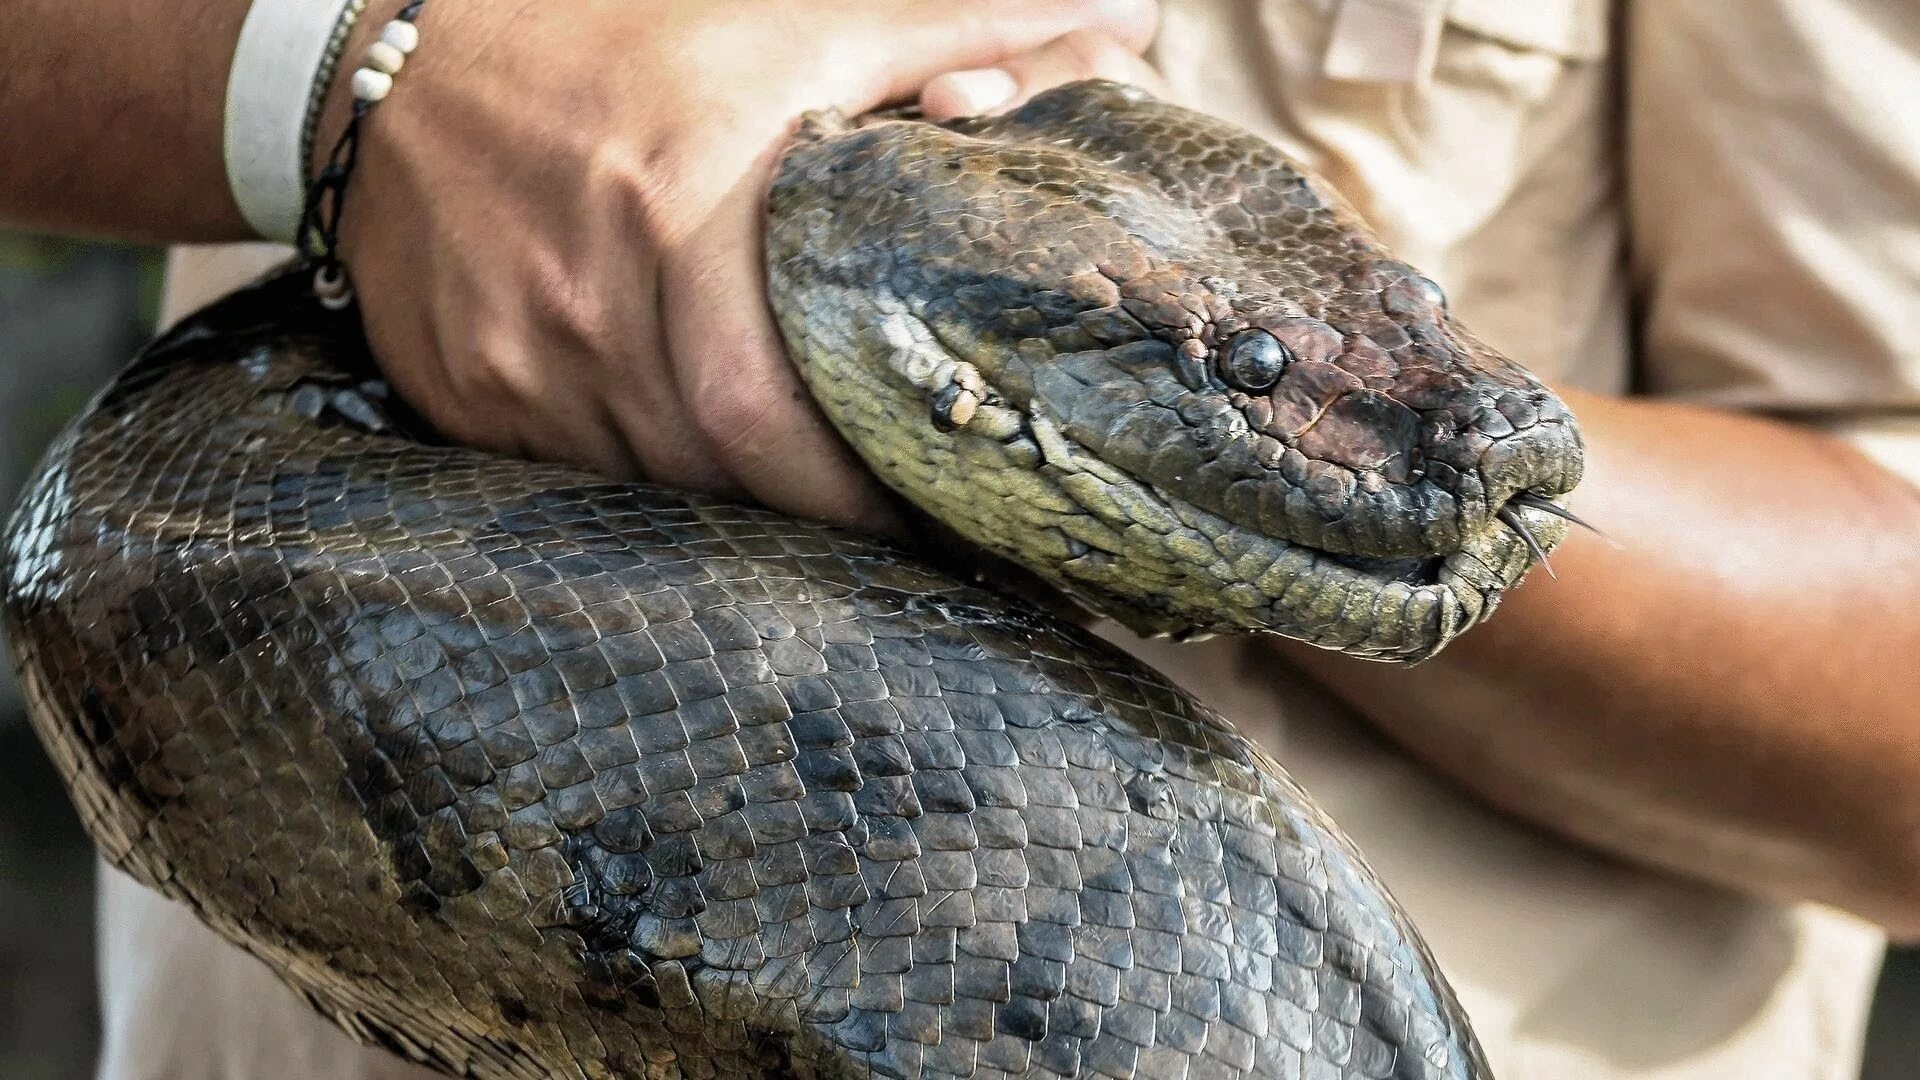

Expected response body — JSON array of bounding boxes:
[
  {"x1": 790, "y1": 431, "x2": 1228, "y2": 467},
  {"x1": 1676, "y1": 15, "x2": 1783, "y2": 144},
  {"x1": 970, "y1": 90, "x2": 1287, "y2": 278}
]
[{"x1": 299, "y1": 0, "x2": 426, "y2": 309}]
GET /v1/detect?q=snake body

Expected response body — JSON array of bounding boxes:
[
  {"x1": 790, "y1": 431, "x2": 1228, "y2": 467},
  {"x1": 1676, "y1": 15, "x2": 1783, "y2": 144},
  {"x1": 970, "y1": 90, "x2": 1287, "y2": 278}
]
[{"x1": 3, "y1": 83, "x2": 1581, "y2": 1078}]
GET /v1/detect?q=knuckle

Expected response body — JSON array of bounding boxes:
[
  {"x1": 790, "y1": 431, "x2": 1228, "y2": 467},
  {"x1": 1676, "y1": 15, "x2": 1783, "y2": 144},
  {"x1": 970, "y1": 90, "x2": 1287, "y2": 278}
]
[
  {"x1": 690, "y1": 371, "x2": 789, "y2": 468},
  {"x1": 448, "y1": 335, "x2": 538, "y2": 416},
  {"x1": 522, "y1": 250, "x2": 610, "y2": 343},
  {"x1": 1030, "y1": 0, "x2": 1106, "y2": 22},
  {"x1": 1111, "y1": 0, "x2": 1164, "y2": 36}
]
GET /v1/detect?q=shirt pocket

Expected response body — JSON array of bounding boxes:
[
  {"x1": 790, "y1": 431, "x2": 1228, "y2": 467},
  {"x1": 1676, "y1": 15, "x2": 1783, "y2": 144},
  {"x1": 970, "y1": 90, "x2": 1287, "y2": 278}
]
[
  {"x1": 1152, "y1": 1, "x2": 1608, "y2": 154},
  {"x1": 1444, "y1": 0, "x2": 1609, "y2": 63},
  {"x1": 1310, "y1": 0, "x2": 1611, "y2": 93},
  {"x1": 1216, "y1": 0, "x2": 1615, "y2": 224},
  {"x1": 1427, "y1": 0, "x2": 1612, "y2": 111}
]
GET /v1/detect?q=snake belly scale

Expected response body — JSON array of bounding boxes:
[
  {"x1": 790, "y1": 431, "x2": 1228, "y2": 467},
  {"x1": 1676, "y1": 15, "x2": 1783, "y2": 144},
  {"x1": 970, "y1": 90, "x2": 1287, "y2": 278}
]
[{"x1": 3, "y1": 83, "x2": 1584, "y2": 1079}]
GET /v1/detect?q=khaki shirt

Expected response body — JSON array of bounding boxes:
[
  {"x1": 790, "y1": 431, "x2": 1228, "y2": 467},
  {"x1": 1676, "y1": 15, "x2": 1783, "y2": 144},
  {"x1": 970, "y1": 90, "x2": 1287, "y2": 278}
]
[{"x1": 104, "y1": 1, "x2": 1920, "y2": 1077}]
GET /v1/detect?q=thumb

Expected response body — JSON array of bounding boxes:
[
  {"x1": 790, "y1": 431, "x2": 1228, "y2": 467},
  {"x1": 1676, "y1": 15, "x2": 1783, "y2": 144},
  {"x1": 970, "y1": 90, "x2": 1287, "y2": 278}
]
[
  {"x1": 920, "y1": 29, "x2": 1171, "y2": 120},
  {"x1": 858, "y1": 0, "x2": 1159, "y2": 105}
]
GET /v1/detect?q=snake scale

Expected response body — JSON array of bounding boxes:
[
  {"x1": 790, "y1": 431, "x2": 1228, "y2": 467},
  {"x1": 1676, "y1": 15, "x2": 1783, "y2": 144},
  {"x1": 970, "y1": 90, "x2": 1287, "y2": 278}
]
[{"x1": 3, "y1": 83, "x2": 1581, "y2": 1078}]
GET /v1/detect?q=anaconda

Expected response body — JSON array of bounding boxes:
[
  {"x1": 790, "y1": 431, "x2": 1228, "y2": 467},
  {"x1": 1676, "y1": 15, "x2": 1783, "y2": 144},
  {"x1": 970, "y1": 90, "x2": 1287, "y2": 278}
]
[{"x1": 3, "y1": 82, "x2": 1580, "y2": 1079}]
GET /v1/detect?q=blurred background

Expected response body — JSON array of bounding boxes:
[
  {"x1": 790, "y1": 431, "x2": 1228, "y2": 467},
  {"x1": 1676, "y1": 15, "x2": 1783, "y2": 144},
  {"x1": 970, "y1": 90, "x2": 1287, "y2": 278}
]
[
  {"x1": 0, "y1": 240, "x2": 1914, "y2": 1079},
  {"x1": 0, "y1": 236, "x2": 158, "y2": 1080}
]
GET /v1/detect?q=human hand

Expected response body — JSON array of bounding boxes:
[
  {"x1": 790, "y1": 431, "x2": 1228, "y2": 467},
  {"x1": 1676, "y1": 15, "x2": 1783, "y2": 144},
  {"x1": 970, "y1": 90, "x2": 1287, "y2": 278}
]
[{"x1": 324, "y1": 0, "x2": 1165, "y2": 533}]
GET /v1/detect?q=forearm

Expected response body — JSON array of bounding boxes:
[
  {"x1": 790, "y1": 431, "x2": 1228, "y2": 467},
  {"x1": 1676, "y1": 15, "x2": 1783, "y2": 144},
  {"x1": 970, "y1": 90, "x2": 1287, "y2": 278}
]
[
  {"x1": 0, "y1": 0, "x2": 250, "y2": 239},
  {"x1": 1284, "y1": 389, "x2": 1920, "y2": 933}
]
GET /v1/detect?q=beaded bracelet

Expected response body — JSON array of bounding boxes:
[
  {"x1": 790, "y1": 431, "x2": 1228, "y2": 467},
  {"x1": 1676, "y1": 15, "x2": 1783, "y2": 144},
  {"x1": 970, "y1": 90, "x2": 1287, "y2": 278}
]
[
  {"x1": 300, "y1": 1, "x2": 425, "y2": 310},
  {"x1": 298, "y1": 0, "x2": 371, "y2": 193}
]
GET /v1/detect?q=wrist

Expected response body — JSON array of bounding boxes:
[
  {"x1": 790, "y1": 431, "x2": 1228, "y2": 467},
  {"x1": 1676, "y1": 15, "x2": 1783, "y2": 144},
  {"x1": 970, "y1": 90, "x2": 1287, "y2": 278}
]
[
  {"x1": 227, "y1": 0, "x2": 373, "y2": 241},
  {"x1": 306, "y1": 0, "x2": 419, "y2": 187}
]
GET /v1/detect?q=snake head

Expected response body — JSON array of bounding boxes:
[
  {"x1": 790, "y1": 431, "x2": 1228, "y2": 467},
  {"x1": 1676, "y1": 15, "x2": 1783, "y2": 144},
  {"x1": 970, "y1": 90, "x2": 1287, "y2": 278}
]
[{"x1": 770, "y1": 81, "x2": 1583, "y2": 660}]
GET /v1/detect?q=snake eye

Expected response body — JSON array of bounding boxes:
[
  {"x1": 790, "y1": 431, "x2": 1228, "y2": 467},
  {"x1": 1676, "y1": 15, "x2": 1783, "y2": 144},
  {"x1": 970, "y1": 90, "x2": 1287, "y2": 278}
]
[{"x1": 1219, "y1": 330, "x2": 1291, "y2": 392}]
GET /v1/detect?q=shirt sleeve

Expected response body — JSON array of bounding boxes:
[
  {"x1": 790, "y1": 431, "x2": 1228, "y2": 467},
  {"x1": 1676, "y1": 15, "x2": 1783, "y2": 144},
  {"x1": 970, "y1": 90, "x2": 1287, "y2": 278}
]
[{"x1": 1828, "y1": 416, "x2": 1920, "y2": 488}]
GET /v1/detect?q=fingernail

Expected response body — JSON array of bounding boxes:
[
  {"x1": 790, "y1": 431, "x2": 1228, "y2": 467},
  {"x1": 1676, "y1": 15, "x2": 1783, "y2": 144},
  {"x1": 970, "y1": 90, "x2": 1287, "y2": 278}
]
[{"x1": 935, "y1": 68, "x2": 1019, "y2": 116}]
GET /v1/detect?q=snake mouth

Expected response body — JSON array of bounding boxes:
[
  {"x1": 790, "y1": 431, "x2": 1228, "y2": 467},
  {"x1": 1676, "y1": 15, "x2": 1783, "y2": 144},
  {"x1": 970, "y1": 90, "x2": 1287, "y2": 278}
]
[
  {"x1": 1278, "y1": 497, "x2": 1568, "y2": 659},
  {"x1": 1065, "y1": 370, "x2": 1587, "y2": 656},
  {"x1": 1321, "y1": 490, "x2": 1589, "y2": 586},
  {"x1": 1024, "y1": 431, "x2": 1572, "y2": 660},
  {"x1": 1246, "y1": 497, "x2": 1566, "y2": 660}
]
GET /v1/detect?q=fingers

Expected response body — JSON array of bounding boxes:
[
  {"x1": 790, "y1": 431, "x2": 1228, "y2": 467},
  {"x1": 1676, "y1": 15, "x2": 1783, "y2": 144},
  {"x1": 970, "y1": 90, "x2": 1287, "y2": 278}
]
[
  {"x1": 659, "y1": 162, "x2": 906, "y2": 535},
  {"x1": 866, "y1": 0, "x2": 1159, "y2": 105},
  {"x1": 439, "y1": 245, "x2": 719, "y2": 486},
  {"x1": 1081, "y1": 0, "x2": 1161, "y2": 53},
  {"x1": 920, "y1": 29, "x2": 1171, "y2": 120},
  {"x1": 419, "y1": 314, "x2": 650, "y2": 483},
  {"x1": 555, "y1": 210, "x2": 729, "y2": 488}
]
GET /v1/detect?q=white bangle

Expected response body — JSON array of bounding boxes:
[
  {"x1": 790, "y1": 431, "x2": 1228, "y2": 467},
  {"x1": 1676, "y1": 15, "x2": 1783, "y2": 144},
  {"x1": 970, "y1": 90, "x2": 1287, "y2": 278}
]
[{"x1": 224, "y1": 0, "x2": 360, "y2": 242}]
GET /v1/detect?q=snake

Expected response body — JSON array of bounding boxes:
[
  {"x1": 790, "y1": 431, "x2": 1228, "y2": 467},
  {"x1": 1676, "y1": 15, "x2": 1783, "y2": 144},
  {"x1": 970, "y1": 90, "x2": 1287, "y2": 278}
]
[{"x1": 3, "y1": 82, "x2": 1581, "y2": 1079}]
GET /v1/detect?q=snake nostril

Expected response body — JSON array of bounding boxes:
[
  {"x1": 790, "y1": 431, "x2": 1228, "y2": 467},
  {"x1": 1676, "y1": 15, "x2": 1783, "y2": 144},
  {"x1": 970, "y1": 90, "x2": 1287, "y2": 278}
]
[{"x1": 1465, "y1": 388, "x2": 1585, "y2": 501}]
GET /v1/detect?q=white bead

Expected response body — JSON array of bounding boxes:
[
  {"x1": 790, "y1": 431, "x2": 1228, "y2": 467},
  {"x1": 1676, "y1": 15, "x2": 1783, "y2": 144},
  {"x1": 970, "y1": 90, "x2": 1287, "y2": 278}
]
[
  {"x1": 365, "y1": 40, "x2": 406, "y2": 75},
  {"x1": 380, "y1": 20, "x2": 420, "y2": 54},
  {"x1": 352, "y1": 67, "x2": 393, "y2": 103},
  {"x1": 314, "y1": 264, "x2": 354, "y2": 309}
]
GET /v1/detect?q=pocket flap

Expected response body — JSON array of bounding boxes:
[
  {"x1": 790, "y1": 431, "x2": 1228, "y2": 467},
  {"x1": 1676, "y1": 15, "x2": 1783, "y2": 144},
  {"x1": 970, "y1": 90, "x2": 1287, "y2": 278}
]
[{"x1": 1445, "y1": 0, "x2": 1610, "y2": 60}]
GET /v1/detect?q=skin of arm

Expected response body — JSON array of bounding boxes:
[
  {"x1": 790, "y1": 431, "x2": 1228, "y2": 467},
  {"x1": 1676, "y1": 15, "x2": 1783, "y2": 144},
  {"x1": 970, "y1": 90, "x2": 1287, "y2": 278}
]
[
  {"x1": 0, "y1": 0, "x2": 250, "y2": 239},
  {"x1": 1279, "y1": 388, "x2": 1920, "y2": 938}
]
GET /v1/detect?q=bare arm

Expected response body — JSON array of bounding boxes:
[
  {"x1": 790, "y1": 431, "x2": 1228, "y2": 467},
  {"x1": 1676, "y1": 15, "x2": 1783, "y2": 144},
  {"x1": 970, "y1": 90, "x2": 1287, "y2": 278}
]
[
  {"x1": 1281, "y1": 390, "x2": 1920, "y2": 935},
  {"x1": 0, "y1": 0, "x2": 252, "y2": 239}
]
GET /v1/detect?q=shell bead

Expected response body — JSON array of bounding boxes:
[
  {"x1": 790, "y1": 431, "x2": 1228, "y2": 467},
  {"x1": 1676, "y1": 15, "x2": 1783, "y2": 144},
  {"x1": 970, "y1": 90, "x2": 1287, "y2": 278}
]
[
  {"x1": 351, "y1": 68, "x2": 393, "y2": 103},
  {"x1": 302, "y1": 5, "x2": 422, "y2": 284},
  {"x1": 314, "y1": 264, "x2": 354, "y2": 310},
  {"x1": 380, "y1": 20, "x2": 420, "y2": 54},
  {"x1": 365, "y1": 41, "x2": 406, "y2": 75}
]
